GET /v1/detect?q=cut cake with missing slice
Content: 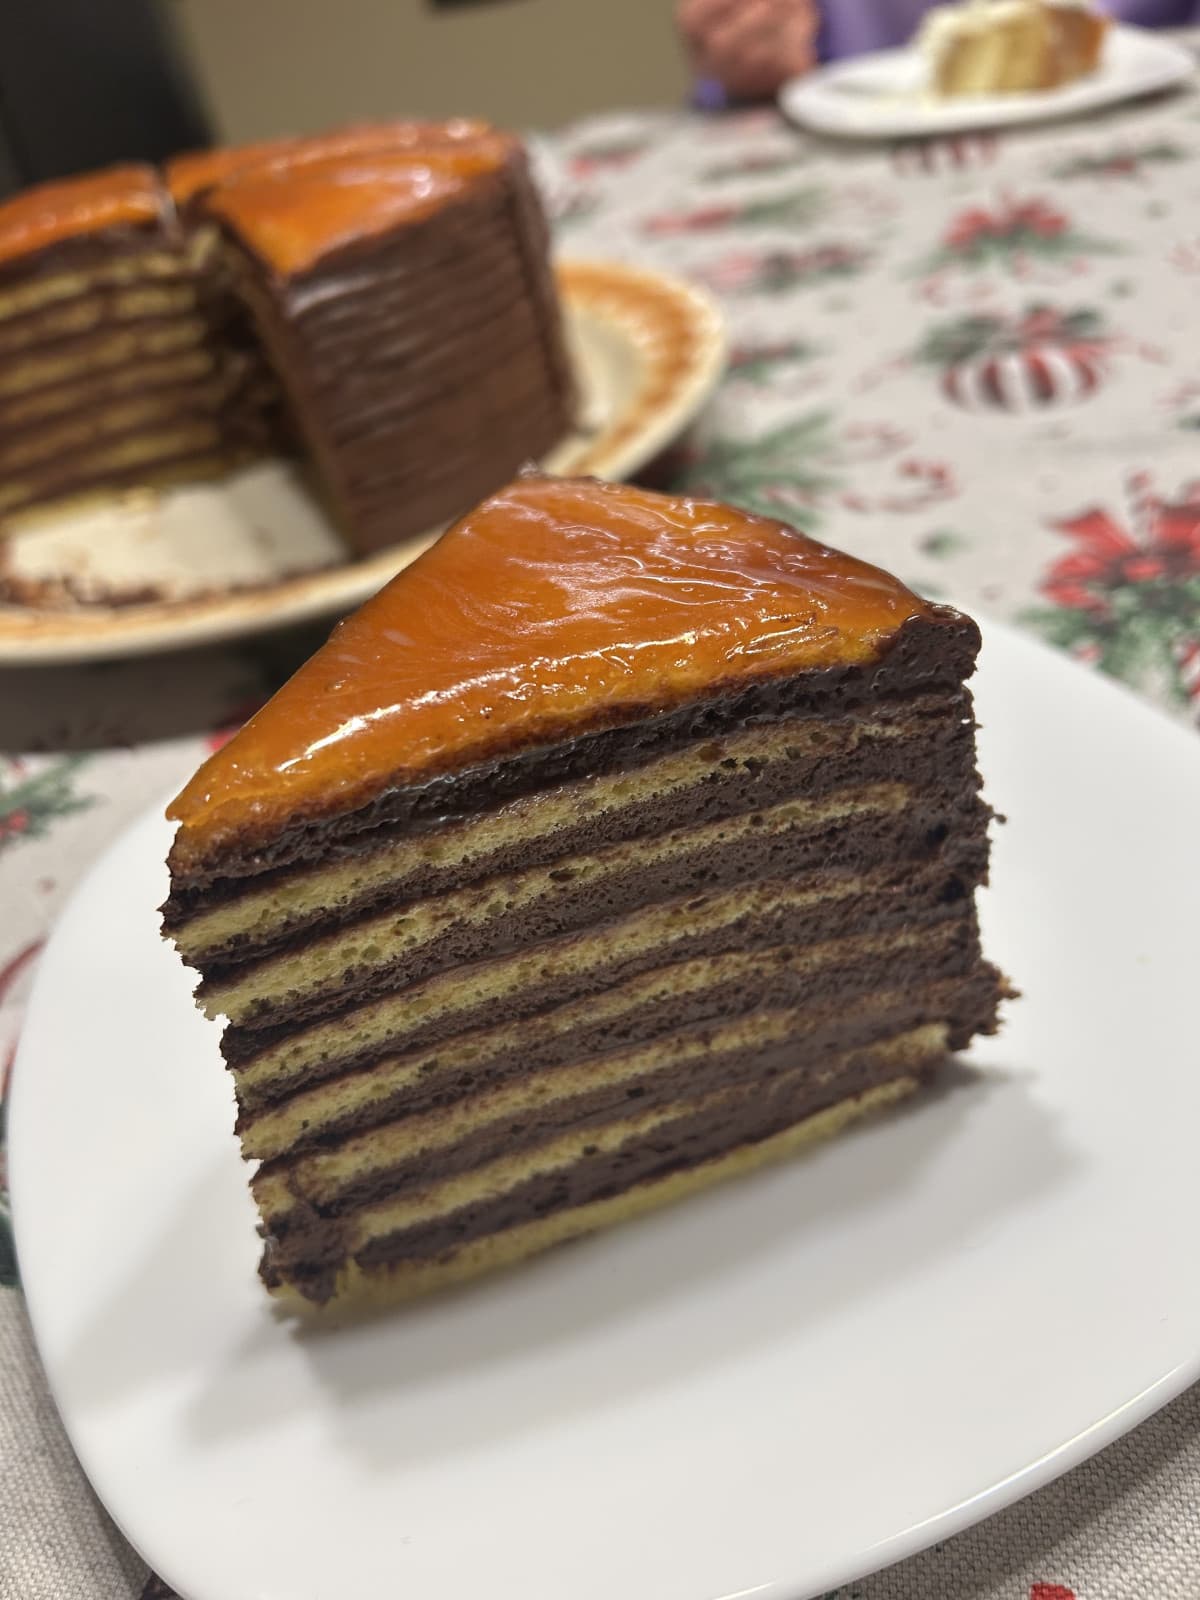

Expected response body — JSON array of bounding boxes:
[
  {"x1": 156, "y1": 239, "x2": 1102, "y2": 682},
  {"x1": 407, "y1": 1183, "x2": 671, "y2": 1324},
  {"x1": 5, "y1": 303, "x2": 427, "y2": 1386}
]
[{"x1": 162, "y1": 473, "x2": 1009, "y2": 1312}]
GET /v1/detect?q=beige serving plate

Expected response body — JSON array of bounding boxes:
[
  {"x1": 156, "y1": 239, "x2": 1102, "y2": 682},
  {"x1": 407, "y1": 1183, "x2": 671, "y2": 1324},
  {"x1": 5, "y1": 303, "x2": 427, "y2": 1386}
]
[{"x1": 0, "y1": 260, "x2": 726, "y2": 664}]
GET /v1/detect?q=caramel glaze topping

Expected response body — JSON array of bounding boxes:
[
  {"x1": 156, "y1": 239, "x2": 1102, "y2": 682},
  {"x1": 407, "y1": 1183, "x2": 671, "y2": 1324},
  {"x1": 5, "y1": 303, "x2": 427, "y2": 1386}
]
[
  {"x1": 168, "y1": 474, "x2": 947, "y2": 868},
  {"x1": 165, "y1": 118, "x2": 495, "y2": 207},
  {"x1": 0, "y1": 165, "x2": 169, "y2": 268},
  {"x1": 194, "y1": 124, "x2": 513, "y2": 277}
]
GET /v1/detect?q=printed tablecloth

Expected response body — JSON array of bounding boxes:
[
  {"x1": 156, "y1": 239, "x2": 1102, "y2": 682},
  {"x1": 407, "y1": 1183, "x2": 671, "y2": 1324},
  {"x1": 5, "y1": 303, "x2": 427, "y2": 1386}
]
[{"x1": 5, "y1": 60, "x2": 1200, "y2": 1600}]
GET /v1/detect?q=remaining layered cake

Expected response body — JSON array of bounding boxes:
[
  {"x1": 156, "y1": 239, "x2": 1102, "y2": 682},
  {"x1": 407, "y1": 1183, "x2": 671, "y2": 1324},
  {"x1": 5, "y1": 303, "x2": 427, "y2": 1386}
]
[
  {"x1": 0, "y1": 121, "x2": 573, "y2": 551},
  {"x1": 195, "y1": 124, "x2": 574, "y2": 554},
  {"x1": 0, "y1": 166, "x2": 247, "y2": 522},
  {"x1": 163, "y1": 473, "x2": 1008, "y2": 1311},
  {"x1": 920, "y1": 0, "x2": 1108, "y2": 96}
]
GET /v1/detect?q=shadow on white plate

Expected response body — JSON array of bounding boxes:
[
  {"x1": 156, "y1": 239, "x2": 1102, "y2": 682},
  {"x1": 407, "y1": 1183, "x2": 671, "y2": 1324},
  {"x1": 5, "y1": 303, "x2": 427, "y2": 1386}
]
[{"x1": 54, "y1": 1054, "x2": 1071, "y2": 1472}]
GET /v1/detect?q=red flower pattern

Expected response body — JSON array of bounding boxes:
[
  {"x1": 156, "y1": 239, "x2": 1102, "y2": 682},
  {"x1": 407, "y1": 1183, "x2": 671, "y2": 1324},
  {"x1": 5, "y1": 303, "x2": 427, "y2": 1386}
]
[
  {"x1": 947, "y1": 197, "x2": 1069, "y2": 253},
  {"x1": 0, "y1": 809, "x2": 29, "y2": 841},
  {"x1": 643, "y1": 203, "x2": 740, "y2": 235},
  {"x1": 1042, "y1": 487, "x2": 1200, "y2": 615},
  {"x1": 1030, "y1": 1585, "x2": 1077, "y2": 1600}
]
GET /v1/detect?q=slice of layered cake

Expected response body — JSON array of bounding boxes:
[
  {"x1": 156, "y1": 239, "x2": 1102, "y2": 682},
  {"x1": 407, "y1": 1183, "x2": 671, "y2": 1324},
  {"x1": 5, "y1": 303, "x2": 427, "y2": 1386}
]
[
  {"x1": 163, "y1": 474, "x2": 1008, "y2": 1311},
  {"x1": 920, "y1": 0, "x2": 1108, "y2": 96},
  {"x1": 185, "y1": 122, "x2": 574, "y2": 554},
  {"x1": 0, "y1": 166, "x2": 244, "y2": 523}
]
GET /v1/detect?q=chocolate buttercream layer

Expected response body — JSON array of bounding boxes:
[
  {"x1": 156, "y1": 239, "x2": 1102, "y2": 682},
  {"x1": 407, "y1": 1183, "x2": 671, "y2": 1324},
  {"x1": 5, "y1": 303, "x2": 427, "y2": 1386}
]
[
  {"x1": 343, "y1": 392, "x2": 567, "y2": 509},
  {"x1": 0, "y1": 226, "x2": 193, "y2": 288},
  {"x1": 0, "y1": 317, "x2": 212, "y2": 402},
  {"x1": 297, "y1": 292, "x2": 550, "y2": 409},
  {"x1": 0, "y1": 422, "x2": 230, "y2": 517},
  {"x1": 0, "y1": 448, "x2": 234, "y2": 527},
  {"x1": 0, "y1": 348, "x2": 220, "y2": 432},
  {"x1": 166, "y1": 615, "x2": 981, "y2": 895},
  {"x1": 327, "y1": 361, "x2": 565, "y2": 481},
  {"x1": 262, "y1": 1028, "x2": 943, "y2": 1301},
  {"x1": 238, "y1": 919, "x2": 982, "y2": 1158},
  {"x1": 0, "y1": 375, "x2": 254, "y2": 473},
  {"x1": 259, "y1": 969, "x2": 1001, "y2": 1227},
  {"x1": 168, "y1": 714, "x2": 921, "y2": 958},
  {"x1": 290, "y1": 298, "x2": 545, "y2": 425},
  {"x1": 201, "y1": 784, "x2": 989, "y2": 1033},
  {"x1": 0, "y1": 282, "x2": 202, "y2": 354},
  {"x1": 177, "y1": 696, "x2": 980, "y2": 964},
  {"x1": 284, "y1": 222, "x2": 535, "y2": 345},
  {"x1": 0, "y1": 237, "x2": 206, "y2": 325},
  {"x1": 347, "y1": 410, "x2": 568, "y2": 558},
  {"x1": 316, "y1": 349, "x2": 556, "y2": 463},
  {"x1": 227, "y1": 860, "x2": 980, "y2": 1098}
]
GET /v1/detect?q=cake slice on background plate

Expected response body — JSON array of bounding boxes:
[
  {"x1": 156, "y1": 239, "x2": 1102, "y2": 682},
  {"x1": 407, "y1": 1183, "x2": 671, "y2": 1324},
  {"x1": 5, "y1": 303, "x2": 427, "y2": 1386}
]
[
  {"x1": 920, "y1": 0, "x2": 1109, "y2": 96},
  {"x1": 162, "y1": 473, "x2": 1009, "y2": 1313}
]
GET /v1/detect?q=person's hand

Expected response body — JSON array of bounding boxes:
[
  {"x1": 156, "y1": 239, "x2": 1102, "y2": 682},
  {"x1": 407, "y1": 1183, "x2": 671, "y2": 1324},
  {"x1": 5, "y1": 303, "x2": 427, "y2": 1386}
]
[{"x1": 677, "y1": 0, "x2": 820, "y2": 101}]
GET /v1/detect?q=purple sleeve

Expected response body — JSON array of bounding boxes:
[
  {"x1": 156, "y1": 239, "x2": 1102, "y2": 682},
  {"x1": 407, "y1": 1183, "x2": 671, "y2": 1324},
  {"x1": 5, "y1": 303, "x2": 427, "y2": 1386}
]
[
  {"x1": 816, "y1": 0, "x2": 1197, "y2": 58},
  {"x1": 818, "y1": 0, "x2": 940, "y2": 55},
  {"x1": 1100, "y1": 0, "x2": 1198, "y2": 25}
]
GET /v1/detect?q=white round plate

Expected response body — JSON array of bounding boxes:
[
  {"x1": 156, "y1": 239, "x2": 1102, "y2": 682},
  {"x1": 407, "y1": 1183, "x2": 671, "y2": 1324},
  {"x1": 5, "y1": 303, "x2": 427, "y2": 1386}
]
[
  {"x1": 779, "y1": 24, "x2": 1195, "y2": 139},
  {"x1": 0, "y1": 260, "x2": 726, "y2": 665},
  {"x1": 10, "y1": 621, "x2": 1200, "y2": 1600}
]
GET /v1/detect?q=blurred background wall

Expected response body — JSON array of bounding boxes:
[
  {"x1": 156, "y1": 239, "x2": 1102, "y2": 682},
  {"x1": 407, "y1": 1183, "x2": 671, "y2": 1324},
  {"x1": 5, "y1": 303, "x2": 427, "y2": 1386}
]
[{"x1": 173, "y1": 0, "x2": 688, "y2": 139}]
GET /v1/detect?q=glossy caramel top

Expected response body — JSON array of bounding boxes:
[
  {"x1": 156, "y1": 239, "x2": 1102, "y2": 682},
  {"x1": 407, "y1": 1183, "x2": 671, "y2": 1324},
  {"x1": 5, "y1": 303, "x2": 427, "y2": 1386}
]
[
  {"x1": 169, "y1": 475, "x2": 945, "y2": 866},
  {"x1": 0, "y1": 165, "x2": 167, "y2": 268},
  {"x1": 167, "y1": 139, "x2": 303, "y2": 206},
  {"x1": 196, "y1": 125, "x2": 512, "y2": 277},
  {"x1": 166, "y1": 119, "x2": 495, "y2": 206}
]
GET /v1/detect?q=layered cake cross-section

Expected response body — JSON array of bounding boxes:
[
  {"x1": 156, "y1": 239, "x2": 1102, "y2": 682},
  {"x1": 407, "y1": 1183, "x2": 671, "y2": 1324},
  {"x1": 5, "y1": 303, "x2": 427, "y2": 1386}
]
[
  {"x1": 0, "y1": 166, "x2": 242, "y2": 523},
  {"x1": 163, "y1": 473, "x2": 1008, "y2": 1310}
]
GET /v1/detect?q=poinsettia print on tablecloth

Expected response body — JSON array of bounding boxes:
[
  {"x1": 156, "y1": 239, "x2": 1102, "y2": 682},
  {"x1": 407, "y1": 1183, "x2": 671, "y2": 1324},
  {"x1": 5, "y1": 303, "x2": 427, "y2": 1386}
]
[
  {"x1": 562, "y1": 132, "x2": 653, "y2": 180},
  {"x1": 1025, "y1": 474, "x2": 1200, "y2": 719},
  {"x1": 919, "y1": 196, "x2": 1120, "y2": 281}
]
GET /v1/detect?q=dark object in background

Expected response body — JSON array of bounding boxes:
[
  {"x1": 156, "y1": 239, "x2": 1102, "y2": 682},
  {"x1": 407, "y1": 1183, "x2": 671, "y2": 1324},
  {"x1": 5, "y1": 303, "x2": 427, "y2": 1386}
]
[{"x1": 0, "y1": 0, "x2": 211, "y2": 197}]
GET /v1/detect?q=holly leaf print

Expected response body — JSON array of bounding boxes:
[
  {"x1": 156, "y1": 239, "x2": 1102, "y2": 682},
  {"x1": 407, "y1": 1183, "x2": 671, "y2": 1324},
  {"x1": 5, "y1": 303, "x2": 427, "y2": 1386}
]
[
  {"x1": 0, "y1": 756, "x2": 95, "y2": 854},
  {"x1": 673, "y1": 413, "x2": 840, "y2": 524}
]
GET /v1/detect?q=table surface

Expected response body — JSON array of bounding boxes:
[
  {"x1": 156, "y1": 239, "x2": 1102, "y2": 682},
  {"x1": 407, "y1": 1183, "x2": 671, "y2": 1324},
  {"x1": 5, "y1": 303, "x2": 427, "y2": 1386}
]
[{"x1": 5, "y1": 58, "x2": 1200, "y2": 1600}]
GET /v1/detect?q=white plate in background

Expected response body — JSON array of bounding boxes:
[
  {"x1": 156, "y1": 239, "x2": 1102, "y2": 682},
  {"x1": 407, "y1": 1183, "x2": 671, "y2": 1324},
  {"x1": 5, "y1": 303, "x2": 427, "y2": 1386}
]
[{"x1": 780, "y1": 24, "x2": 1195, "y2": 139}]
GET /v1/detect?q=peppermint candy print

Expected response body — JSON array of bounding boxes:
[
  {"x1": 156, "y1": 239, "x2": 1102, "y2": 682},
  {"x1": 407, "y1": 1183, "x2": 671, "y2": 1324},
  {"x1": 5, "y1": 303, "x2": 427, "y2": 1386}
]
[
  {"x1": 941, "y1": 342, "x2": 1104, "y2": 409},
  {"x1": 917, "y1": 305, "x2": 1111, "y2": 412}
]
